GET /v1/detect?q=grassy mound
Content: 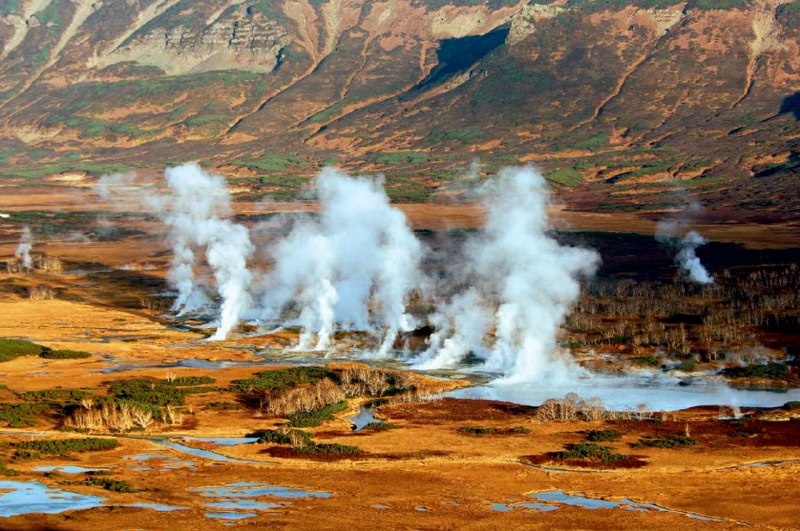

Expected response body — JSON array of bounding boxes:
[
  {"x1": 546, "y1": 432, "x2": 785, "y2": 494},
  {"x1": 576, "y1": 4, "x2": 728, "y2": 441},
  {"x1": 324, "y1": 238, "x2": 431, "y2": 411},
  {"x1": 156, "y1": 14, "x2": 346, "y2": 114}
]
[{"x1": 0, "y1": 339, "x2": 44, "y2": 361}]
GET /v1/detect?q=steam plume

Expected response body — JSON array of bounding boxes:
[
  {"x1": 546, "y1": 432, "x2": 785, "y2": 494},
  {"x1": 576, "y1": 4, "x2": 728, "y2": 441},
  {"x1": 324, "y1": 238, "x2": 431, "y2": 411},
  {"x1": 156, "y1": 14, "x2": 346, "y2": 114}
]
[
  {"x1": 656, "y1": 201, "x2": 714, "y2": 284},
  {"x1": 15, "y1": 226, "x2": 33, "y2": 270},
  {"x1": 99, "y1": 164, "x2": 253, "y2": 340},
  {"x1": 160, "y1": 164, "x2": 254, "y2": 340},
  {"x1": 260, "y1": 167, "x2": 421, "y2": 353},
  {"x1": 412, "y1": 166, "x2": 600, "y2": 381},
  {"x1": 676, "y1": 230, "x2": 713, "y2": 284}
]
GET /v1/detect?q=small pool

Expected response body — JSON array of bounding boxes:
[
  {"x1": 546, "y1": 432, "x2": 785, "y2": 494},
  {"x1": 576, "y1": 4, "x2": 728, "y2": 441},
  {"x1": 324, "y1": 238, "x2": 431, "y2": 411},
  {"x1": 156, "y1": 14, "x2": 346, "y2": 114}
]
[
  {"x1": 190, "y1": 482, "x2": 331, "y2": 521},
  {"x1": 181, "y1": 436, "x2": 260, "y2": 447},
  {"x1": 33, "y1": 466, "x2": 110, "y2": 474},
  {"x1": 487, "y1": 490, "x2": 725, "y2": 522},
  {"x1": 0, "y1": 481, "x2": 187, "y2": 518}
]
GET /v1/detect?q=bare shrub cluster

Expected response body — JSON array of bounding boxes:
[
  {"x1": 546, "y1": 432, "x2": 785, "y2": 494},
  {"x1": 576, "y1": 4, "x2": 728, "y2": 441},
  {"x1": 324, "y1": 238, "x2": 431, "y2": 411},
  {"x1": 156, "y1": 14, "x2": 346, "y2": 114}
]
[
  {"x1": 65, "y1": 400, "x2": 180, "y2": 433},
  {"x1": 140, "y1": 296, "x2": 171, "y2": 311},
  {"x1": 536, "y1": 393, "x2": 606, "y2": 421},
  {"x1": 4, "y1": 255, "x2": 64, "y2": 275},
  {"x1": 28, "y1": 285, "x2": 55, "y2": 300},
  {"x1": 266, "y1": 379, "x2": 346, "y2": 417},
  {"x1": 565, "y1": 263, "x2": 800, "y2": 363}
]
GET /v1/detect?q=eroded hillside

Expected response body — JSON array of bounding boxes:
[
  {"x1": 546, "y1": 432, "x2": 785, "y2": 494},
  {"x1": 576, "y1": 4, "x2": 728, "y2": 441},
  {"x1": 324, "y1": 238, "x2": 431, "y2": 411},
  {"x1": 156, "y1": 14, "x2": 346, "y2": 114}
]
[{"x1": 0, "y1": 0, "x2": 798, "y2": 219}]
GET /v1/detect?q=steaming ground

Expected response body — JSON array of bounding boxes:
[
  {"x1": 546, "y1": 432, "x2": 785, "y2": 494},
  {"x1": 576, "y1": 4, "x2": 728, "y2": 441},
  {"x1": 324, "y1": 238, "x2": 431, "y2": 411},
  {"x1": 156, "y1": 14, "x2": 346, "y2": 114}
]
[
  {"x1": 410, "y1": 167, "x2": 598, "y2": 381},
  {"x1": 655, "y1": 198, "x2": 714, "y2": 284},
  {"x1": 98, "y1": 164, "x2": 603, "y2": 383},
  {"x1": 447, "y1": 372, "x2": 800, "y2": 411},
  {"x1": 92, "y1": 162, "x2": 791, "y2": 411}
]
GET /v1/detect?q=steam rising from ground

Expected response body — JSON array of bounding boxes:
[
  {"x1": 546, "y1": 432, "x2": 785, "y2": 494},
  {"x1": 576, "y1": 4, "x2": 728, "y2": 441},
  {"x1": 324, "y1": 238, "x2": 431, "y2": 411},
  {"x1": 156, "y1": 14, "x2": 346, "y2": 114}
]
[
  {"x1": 676, "y1": 230, "x2": 713, "y2": 284},
  {"x1": 99, "y1": 163, "x2": 253, "y2": 340},
  {"x1": 159, "y1": 164, "x2": 253, "y2": 340},
  {"x1": 412, "y1": 167, "x2": 600, "y2": 382},
  {"x1": 98, "y1": 164, "x2": 596, "y2": 380},
  {"x1": 656, "y1": 201, "x2": 714, "y2": 284},
  {"x1": 14, "y1": 226, "x2": 33, "y2": 269},
  {"x1": 260, "y1": 168, "x2": 421, "y2": 354}
]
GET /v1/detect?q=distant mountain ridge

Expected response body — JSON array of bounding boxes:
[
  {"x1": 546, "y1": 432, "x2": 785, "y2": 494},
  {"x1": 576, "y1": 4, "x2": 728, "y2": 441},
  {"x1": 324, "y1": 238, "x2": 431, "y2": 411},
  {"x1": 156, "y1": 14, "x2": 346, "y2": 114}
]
[{"x1": 0, "y1": 0, "x2": 798, "y2": 219}]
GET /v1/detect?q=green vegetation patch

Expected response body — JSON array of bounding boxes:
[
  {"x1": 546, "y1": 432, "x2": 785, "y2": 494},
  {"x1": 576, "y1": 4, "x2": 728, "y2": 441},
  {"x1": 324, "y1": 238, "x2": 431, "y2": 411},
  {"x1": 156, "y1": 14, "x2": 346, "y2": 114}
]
[
  {"x1": 722, "y1": 363, "x2": 789, "y2": 379},
  {"x1": 229, "y1": 367, "x2": 338, "y2": 394},
  {"x1": 0, "y1": 339, "x2": 45, "y2": 362},
  {"x1": 458, "y1": 425, "x2": 531, "y2": 436},
  {"x1": 0, "y1": 461, "x2": 19, "y2": 476},
  {"x1": 292, "y1": 442, "x2": 362, "y2": 456},
  {"x1": 39, "y1": 349, "x2": 92, "y2": 360},
  {"x1": 567, "y1": 0, "x2": 682, "y2": 11},
  {"x1": 360, "y1": 421, "x2": 399, "y2": 432},
  {"x1": 13, "y1": 437, "x2": 119, "y2": 456},
  {"x1": 236, "y1": 152, "x2": 309, "y2": 172},
  {"x1": 571, "y1": 133, "x2": 609, "y2": 152},
  {"x1": 691, "y1": 0, "x2": 752, "y2": 10},
  {"x1": 367, "y1": 152, "x2": 431, "y2": 165},
  {"x1": 385, "y1": 183, "x2": 433, "y2": 202},
  {"x1": 252, "y1": 429, "x2": 313, "y2": 445},
  {"x1": 552, "y1": 442, "x2": 628, "y2": 462},
  {"x1": 545, "y1": 167, "x2": 583, "y2": 188},
  {"x1": 17, "y1": 389, "x2": 88, "y2": 405},
  {"x1": 81, "y1": 477, "x2": 137, "y2": 493},
  {"x1": 286, "y1": 401, "x2": 348, "y2": 428},
  {"x1": 634, "y1": 434, "x2": 697, "y2": 448},
  {"x1": 108, "y1": 378, "x2": 215, "y2": 407},
  {"x1": 584, "y1": 429, "x2": 621, "y2": 442},
  {"x1": 185, "y1": 114, "x2": 226, "y2": 127},
  {"x1": 0, "y1": 403, "x2": 47, "y2": 427}
]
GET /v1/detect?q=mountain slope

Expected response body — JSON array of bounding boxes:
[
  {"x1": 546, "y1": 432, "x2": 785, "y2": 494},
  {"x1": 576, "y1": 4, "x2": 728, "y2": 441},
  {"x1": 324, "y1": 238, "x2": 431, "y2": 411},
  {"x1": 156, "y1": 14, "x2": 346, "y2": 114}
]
[{"x1": 0, "y1": 0, "x2": 798, "y2": 219}]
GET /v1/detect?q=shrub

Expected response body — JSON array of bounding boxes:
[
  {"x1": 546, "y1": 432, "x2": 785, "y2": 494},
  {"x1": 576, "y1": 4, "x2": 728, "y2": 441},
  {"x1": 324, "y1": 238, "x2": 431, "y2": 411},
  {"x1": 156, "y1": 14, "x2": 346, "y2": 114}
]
[
  {"x1": 107, "y1": 378, "x2": 214, "y2": 407},
  {"x1": 552, "y1": 443, "x2": 627, "y2": 463},
  {"x1": 634, "y1": 356, "x2": 660, "y2": 366},
  {"x1": 634, "y1": 435, "x2": 697, "y2": 448},
  {"x1": 728, "y1": 426, "x2": 765, "y2": 437},
  {"x1": 0, "y1": 339, "x2": 45, "y2": 361},
  {"x1": 253, "y1": 428, "x2": 312, "y2": 446},
  {"x1": 0, "y1": 403, "x2": 47, "y2": 427},
  {"x1": 13, "y1": 437, "x2": 119, "y2": 456},
  {"x1": 458, "y1": 425, "x2": 530, "y2": 435},
  {"x1": 81, "y1": 477, "x2": 137, "y2": 492},
  {"x1": 65, "y1": 401, "x2": 159, "y2": 432},
  {"x1": 286, "y1": 401, "x2": 348, "y2": 427},
  {"x1": 536, "y1": 393, "x2": 606, "y2": 421},
  {"x1": 0, "y1": 461, "x2": 19, "y2": 476},
  {"x1": 458, "y1": 426, "x2": 498, "y2": 435},
  {"x1": 361, "y1": 421, "x2": 398, "y2": 431},
  {"x1": 723, "y1": 363, "x2": 789, "y2": 379},
  {"x1": 230, "y1": 367, "x2": 338, "y2": 394},
  {"x1": 170, "y1": 376, "x2": 215, "y2": 386},
  {"x1": 206, "y1": 401, "x2": 242, "y2": 411},
  {"x1": 585, "y1": 429, "x2": 621, "y2": 442},
  {"x1": 783, "y1": 401, "x2": 800, "y2": 410},
  {"x1": 18, "y1": 389, "x2": 88, "y2": 404},
  {"x1": 14, "y1": 449, "x2": 40, "y2": 460},
  {"x1": 40, "y1": 350, "x2": 91, "y2": 359},
  {"x1": 265, "y1": 378, "x2": 346, "y2": 417},
  {"x1": 292, "y1": 442, "x2": 362, "y2": 456}
]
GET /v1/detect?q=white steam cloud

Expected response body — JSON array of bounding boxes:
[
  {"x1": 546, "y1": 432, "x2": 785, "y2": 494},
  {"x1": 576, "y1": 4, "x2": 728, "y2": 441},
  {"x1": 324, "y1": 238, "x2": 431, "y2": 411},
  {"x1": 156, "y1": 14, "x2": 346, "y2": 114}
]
[
  {"x1": 260, "y1": 167, "x2": 421, "y2": 354},
  {"x1": 99, "y1": 163, "x2": 253, "y2": 340},
  {"x1": 14, "y1": 226, "x2": 33, "y2": 270},
  {"x1": 411, "y1": 166, "x2": 600, "y2": 382},
  {"x1": 676, "y1": 230, "x2": 713, "y2": 284},
  {"x1": 656, "y1": 201, "x2": 714, "y2": 284}
]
